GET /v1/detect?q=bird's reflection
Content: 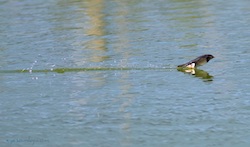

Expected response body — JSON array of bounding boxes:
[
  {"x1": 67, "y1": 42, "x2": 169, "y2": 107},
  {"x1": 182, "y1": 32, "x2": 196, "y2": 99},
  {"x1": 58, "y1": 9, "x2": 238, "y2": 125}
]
[{"x1": 177, "y1": 68, "x2": 213, "y2": 81}]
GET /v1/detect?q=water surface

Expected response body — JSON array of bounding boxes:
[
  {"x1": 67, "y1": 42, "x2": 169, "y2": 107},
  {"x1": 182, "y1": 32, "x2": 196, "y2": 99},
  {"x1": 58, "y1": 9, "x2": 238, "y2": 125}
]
[{"x1": 1, "y1": 0, "x2": 250, "y2": 146}]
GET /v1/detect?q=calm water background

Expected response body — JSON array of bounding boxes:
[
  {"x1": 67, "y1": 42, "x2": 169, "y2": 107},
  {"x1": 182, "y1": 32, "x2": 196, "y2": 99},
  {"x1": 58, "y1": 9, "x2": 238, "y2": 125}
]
[{"x1": 1, "y1": 0, "x2": 250, "y2": 146}]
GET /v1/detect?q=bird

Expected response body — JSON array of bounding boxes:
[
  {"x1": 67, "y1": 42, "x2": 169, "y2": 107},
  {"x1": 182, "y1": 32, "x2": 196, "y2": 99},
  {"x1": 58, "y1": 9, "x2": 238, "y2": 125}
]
[{"x1": 177, "y1": 54, "x2": 214, "y2": 68}]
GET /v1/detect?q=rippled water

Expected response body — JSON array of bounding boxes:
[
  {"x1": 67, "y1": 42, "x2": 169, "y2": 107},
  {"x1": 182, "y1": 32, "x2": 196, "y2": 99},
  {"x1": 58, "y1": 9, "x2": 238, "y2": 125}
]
[{"x1": 1, "y1": 0, "x2": 250, "y2": 146}]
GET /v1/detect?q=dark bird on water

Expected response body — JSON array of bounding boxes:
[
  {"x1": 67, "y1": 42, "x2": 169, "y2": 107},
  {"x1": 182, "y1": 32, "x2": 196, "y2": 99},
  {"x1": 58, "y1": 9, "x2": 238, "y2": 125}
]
[{"x1": 177, "y1": 54, "x2": 214, "y2": 68}]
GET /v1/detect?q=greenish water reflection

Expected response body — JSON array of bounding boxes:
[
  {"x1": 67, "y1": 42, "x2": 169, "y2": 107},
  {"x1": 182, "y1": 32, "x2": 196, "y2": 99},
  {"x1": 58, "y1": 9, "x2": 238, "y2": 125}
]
[{"x1": 177, "y1": 68, "x2": 213, "y2": 81}]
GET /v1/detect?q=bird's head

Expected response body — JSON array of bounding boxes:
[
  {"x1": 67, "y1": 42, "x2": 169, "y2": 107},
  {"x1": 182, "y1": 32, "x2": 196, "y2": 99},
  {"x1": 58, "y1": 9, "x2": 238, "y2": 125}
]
[{"x1": 205, "y1": 54, "x2": 214, "y2": 62}]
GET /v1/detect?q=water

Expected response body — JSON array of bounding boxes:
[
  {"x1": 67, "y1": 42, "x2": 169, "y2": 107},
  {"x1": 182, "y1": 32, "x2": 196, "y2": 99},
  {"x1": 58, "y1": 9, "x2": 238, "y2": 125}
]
[{"x1": 1, "y1": 0, "x2": 250, "y2": 146}]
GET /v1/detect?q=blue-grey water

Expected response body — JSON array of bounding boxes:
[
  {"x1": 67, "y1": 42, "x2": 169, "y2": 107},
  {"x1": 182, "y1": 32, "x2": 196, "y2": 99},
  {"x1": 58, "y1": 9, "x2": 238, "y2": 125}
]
[{"x1": 1, "y1": 0, "x2": 250, "y2": 146}]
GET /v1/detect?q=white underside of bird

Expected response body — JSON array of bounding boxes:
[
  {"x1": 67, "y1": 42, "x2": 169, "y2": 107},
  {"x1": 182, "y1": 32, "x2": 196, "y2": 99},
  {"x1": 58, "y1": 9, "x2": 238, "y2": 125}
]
[{"x1": 186, "y1": 63, "x2": 195, "y2": 69}]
